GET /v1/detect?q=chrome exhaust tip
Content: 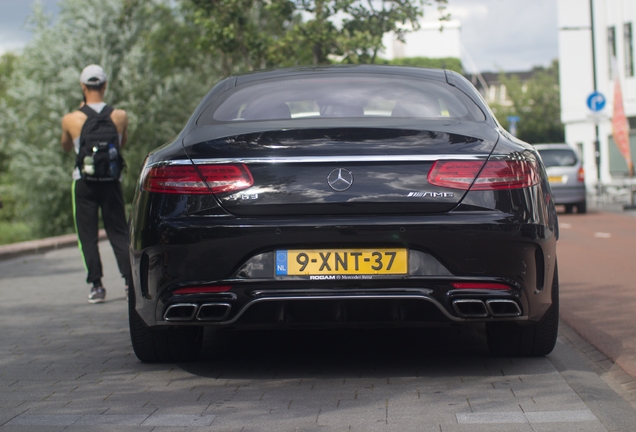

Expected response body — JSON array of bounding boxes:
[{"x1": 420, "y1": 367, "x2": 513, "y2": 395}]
[
  {"x1": 486, "y1": 300, "x2": 522, "y2": 317},
  {"x1": 164, "y1": 303, "x2": 198, "y2": 321},
  {"x1": 196, "y1": 303, "x2": 231, "y2": 321},
  {"x1": 452, "y1": 299, "x2": 488, "y2": 318}
]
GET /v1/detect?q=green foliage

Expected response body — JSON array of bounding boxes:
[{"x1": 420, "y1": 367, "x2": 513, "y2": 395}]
[
  {"x1": 0, "y1": 222, "x2": 33, "y2": 246},
  {"x1": 181, "y1": 0, "x2": 449, "y2": 70},
  {"x1": 0, "y1": 150, "x2": 32, "y2": 244},
  {"x1": 382, "y1": 56, "x2": 462, "y2": 72},
  {"x1": 491, "y1": 60, "x2": 565, "y2": 144},
  {"x1": 0, "y1": 0, "x2": 219, "y2": 238},
  {"x1": 285, "y1": 0, "x2": 450, "y2": 65},
  {"x1": 0, "y1": 52, "x2": 19, "y2": 99},
  {"x1": 183, "y1": 0, "x2": 299, "y2": 74},
  {"x1": 0, "y1": 53, "x2": 20, "y2": 180}
]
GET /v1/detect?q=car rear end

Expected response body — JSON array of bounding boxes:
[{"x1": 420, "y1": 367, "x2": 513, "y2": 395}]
[
  {"x1": 128, "y1": 67, "x2": 559, "y2": 361},
  {"x1": 534, "y1": 143, "x2": 587, "y2": 213}
]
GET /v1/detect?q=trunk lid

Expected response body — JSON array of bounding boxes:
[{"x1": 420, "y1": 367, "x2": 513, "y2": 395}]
[{"x1": 183, "y1": 125, "x2": 498, "y2": 216}]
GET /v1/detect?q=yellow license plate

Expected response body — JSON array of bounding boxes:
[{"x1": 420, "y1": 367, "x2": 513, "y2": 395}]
[
  {"x1": 548, "y1": 175, "x2": 564, "y2": 184},
  {"x1": 275, "y1": 249, "x2": 408, "y2": 276}
]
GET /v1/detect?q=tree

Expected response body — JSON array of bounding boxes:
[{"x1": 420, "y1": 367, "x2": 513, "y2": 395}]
[
  {"x1": 290, "y1": 0, "x2": 450, "y2": 65},
  {"x1": 0, "y1": 53, "x2": 20, "y2": 230},
  {"x1": 491, "y1": 60, "x2": 565, "y2": 144},
  {"x1": 0, "y1": 0, "x2": 219, "y2": 237},
  {"x1": 0, "y1": 53, "x2": 18, "y2": 99},
  {"x1": 0, "y1": 53, "x2": 19, "y2": 175},
  {"x1": 182, "y1": 0, "x2": 299, "y2": 74},
  {"x1": 182, "y1": 0, "x2": 450, "y2": 69}
]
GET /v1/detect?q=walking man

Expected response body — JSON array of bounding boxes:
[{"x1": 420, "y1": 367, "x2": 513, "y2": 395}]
[{"x1": 61, "y1": 64, "x2": 131, "y2": 303}]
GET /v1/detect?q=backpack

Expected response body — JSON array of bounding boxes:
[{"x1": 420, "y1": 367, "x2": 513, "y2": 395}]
[{"x1": 76, "y1": 105, "x2": 125, "y2": 181}]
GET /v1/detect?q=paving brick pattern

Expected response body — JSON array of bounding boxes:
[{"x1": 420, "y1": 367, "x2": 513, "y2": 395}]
[
  {"x1": 0, "y1": 242, "x2": 635, "y2": 430},
  {"x1": 558, "y1": 322, "x2": 636, "y2": 411}
]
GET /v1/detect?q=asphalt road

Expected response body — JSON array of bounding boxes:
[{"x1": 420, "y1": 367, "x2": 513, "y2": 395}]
[
  {"x1": 558, "y1": 210, "x2": 636, "y2": 384},
  {"x1": 1, "y1": 213, "x2": 636, "y2": 430}
]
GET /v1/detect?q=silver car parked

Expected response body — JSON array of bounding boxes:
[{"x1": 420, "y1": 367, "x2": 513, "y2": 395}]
[{"x1": 534, "y1": 143, "x2": 587, "y2": 214}]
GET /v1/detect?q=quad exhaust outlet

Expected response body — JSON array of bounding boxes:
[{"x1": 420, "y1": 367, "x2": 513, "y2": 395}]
[
  {"x1": 164, "y1": 303, "x2": 197, "y2": 321},
  {"x1": 196, "y1": 303, "x2": 232, "y2": 321},
  {"x1": 452, "y1": 299, "x2": 521, "y2": 318},
  {"x1": 164, "y1": 303, "x2": 232, "y2": 322}
]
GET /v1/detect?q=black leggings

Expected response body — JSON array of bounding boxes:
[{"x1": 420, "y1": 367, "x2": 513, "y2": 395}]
[{"x1": 72, "y1": 179, "x2": 131, "y2": 285}]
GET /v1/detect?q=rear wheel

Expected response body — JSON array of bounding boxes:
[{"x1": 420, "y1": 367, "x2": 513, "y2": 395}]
[
  {"x1": 564, "y1": 204, "x2": 574, "y2": 214},
  {"x1": 486, "y1": 262, "x2": 559, "y2": 357},
  {"x1": 576, "y1": 199, "x2": 587, "y2": 214},
  {"x1": 128, "y1": 282, "x2": 203, "y2": 363}
]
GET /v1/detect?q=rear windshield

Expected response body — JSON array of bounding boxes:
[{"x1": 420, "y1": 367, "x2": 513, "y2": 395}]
[
  {"x1": 198, "y1": 75, "x2": 486, "y2": 124},
  {"x1": 537, "y1": 149, "x2": 578, "y2": 167}
]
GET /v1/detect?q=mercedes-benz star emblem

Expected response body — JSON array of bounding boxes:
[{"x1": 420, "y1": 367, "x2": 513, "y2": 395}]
[{"x1": 327, "y1": 168, "x2": 354, "y2": 192}]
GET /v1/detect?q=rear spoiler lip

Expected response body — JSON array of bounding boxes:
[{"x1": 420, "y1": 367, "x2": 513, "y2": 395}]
[
  {"x1": 182, "y1": 121, "x2": 500, "y2": 147},
  {"x1": 145, "y1": 154, "x2": 490, "y2": 168}
]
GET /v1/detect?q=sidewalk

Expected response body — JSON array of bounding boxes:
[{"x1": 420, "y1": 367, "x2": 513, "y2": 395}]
[
  {"x1": 0, "y1": 229, "x2": 106, "y2": 261},
  {"x1": 1, "y1": 239, "x2": 634, "y2": 430}
]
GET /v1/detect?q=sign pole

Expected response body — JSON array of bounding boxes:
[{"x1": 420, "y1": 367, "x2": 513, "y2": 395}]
[
  {"x1": 589, "y1": 0, "x2": 601, "y2": 195},
  {"x1": 586, "y1": 91, "x2": 606, "y2": 199}
]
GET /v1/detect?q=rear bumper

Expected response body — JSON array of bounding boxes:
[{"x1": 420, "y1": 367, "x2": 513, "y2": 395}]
[
  {"x1": 130, "y1": 212, "x2": 557, "y2": 328},
  {"x1": 550, "y1": 185, "x2": 586, "y2": 204}
]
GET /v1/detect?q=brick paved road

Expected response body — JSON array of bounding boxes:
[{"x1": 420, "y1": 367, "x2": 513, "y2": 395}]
[{"x1": 1, "y1": 242, "x2": 636, "y2": 431}]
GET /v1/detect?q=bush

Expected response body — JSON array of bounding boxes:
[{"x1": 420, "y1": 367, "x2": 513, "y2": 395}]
[{"x1": 0, "y1": 221, "x2": 34, "y2": 245}]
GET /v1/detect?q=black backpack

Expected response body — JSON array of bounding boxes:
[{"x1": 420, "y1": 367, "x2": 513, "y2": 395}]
[{"x1": 76, "y1": 105, "x2": 125, "y2": 181}]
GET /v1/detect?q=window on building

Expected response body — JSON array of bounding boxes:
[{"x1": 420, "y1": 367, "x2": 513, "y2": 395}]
[
  {"x1": 625, "y1": 23, "x2": 634, "y2": 77},
  {"x1": 608, "y1": 26, "x2": 616, "y2": 75}
]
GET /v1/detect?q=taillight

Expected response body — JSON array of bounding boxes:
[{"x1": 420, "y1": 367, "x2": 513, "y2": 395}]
[
  {"x1": 143, "y1": 164, "x2": 253, "y2": 194},
  {"x1": 173, "y1": 285, "x2": 232, "y2": 295},
  {"x1": 451, "y1": 282, "x2": 511, "y2": 290},
  {"x1": 428, "y1": 160, "x2": 539, "y2": 190},
  {"x1": 577, "y1": 166, "x2": 585, "y2": 182}
]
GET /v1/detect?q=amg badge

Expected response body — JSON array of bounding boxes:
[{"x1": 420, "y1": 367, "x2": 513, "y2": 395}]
[{"x1": 407, "y1": 191, "x2": 454, "y2": 198}]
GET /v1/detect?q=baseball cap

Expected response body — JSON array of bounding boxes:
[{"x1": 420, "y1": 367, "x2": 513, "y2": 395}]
[{"x1": 80, "y1": 64, "x2": 107, "y2": 85}]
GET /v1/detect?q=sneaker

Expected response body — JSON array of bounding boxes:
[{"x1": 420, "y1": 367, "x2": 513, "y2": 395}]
[{"x1": 88, "y1": 286, "x2": 106, "y2": 303}]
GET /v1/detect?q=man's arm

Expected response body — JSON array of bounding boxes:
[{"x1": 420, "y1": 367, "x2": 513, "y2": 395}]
[
  {"x1": 120, "y1": 116, "x2": 128, "y2": 149},
  {"x1": 112, "y1": 109, "x2": 129, "y2": 149}
]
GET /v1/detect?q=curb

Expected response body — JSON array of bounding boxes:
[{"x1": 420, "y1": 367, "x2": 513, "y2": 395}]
[
  {"x1": 0, "y1": 229, "x2": 107, "y2": 261},
  {"x1": 559, "y1": 320, "x2": 636, "y2": 411}
]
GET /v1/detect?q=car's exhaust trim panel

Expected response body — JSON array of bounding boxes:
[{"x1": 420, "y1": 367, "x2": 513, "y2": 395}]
[{"x1": 158, "y1": 291, "x2": 527, "y2": 326}]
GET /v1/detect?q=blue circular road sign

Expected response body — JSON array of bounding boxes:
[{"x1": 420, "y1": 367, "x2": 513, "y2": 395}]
[{"x1": 586, "y1": 92, "x2": 606, "y2": 112}]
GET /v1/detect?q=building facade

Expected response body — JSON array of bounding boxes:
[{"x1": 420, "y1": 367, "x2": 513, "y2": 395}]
[
  {"x1": 466, "y1": 71, "x2": 537, "y2": 107},
  {"x1": 558, "y1": 0, "x2": 636, "y2": 187},
  {"x1": 381, "y1": 20, "x2": 462, "y2": 60}
]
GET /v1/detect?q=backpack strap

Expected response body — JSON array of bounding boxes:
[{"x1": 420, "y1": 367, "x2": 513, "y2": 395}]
[
  {"x1": 80, "y1": 104, "x2": 113, "y2": 118},
  {"x1": 78, "y1": 104, "x2": 115, "y2": 146}
]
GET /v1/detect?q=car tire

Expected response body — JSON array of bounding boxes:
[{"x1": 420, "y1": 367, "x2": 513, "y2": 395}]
[
  {"x1": 564, "y1": 204, "x2": 574, "y2": 214},
  {"x1": 128, "y1": 283, "x2": 203, "y2": 363},
  {"x1": 576, "y1": 199, "x2": 587, "y2": 214},
  {"x1": 486, "y1": 262, "x2": 559, "y2": 357}
]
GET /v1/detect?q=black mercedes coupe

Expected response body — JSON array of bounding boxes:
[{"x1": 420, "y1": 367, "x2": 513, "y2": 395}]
[{"x1": 128, "y1": 65, "x2": 559, "y2": 362}]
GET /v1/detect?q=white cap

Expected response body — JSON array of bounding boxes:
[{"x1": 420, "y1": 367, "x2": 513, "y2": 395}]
[{"x1": 80, "y1": 64, "x2": 107, "y2": 85}]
